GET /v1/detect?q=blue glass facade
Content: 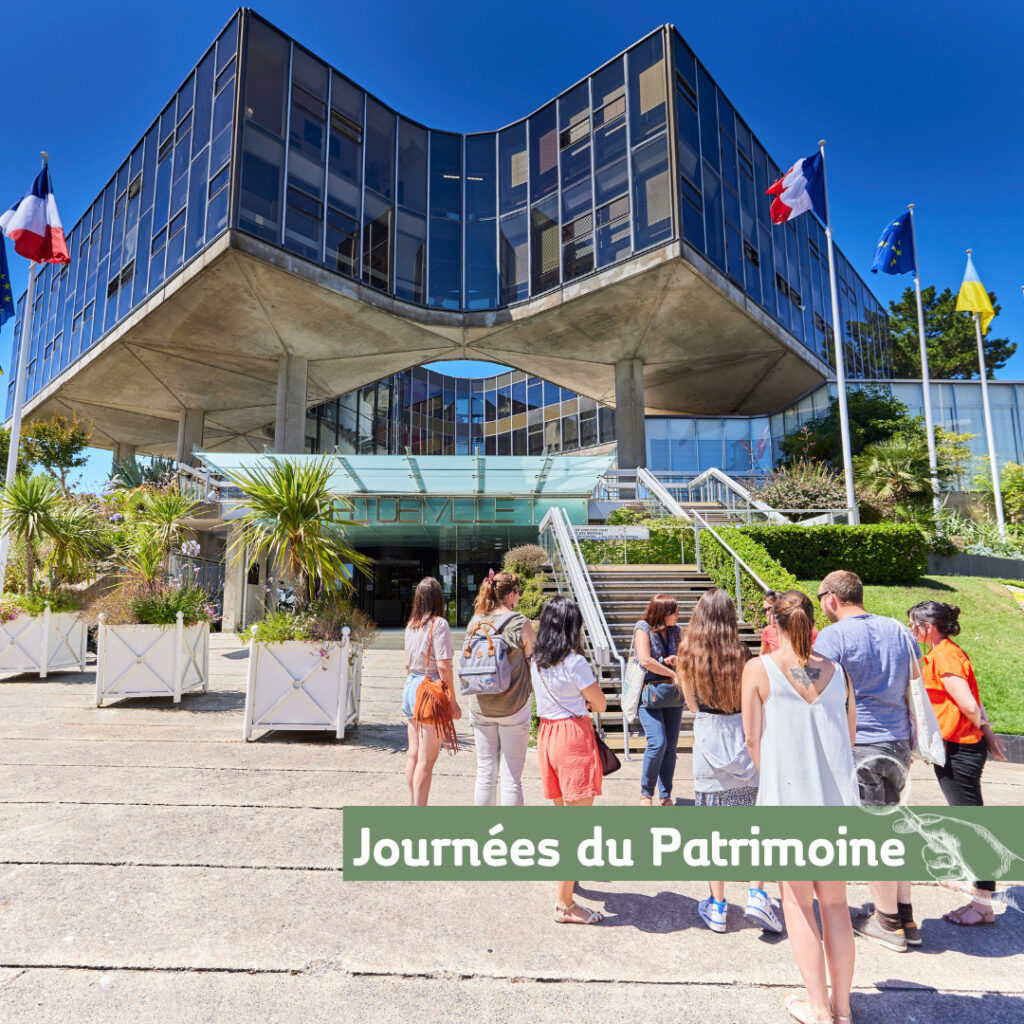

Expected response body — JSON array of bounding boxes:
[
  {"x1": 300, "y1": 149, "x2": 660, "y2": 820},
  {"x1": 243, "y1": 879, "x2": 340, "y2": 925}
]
[
  {"x1": 5, "y1": 14, "x2": 240, "y2": 418},
  {"x1": 7, "y1": 13, "x2": 889, "y2": 420}
]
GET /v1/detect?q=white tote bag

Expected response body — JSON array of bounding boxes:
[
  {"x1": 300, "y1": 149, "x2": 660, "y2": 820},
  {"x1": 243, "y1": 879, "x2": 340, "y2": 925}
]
[
  {"x1": 621, "y1": 633, "x2": 647, "y2": 724},
  {"x1": 904, "y1": 627, "x2": 946, "y2": 767}
]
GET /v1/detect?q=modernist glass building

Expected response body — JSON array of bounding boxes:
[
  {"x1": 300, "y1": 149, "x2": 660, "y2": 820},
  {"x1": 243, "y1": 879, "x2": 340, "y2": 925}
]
[
  {"x1": 313, "y1": 369, "x2": 1024, "y2": 484},
  {"x1": 7, "y1": 10, "x2": 891, "y2": 421}
]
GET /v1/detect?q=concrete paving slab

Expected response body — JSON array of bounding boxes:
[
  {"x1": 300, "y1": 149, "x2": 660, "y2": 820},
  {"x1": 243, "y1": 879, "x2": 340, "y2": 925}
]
[
  {"x1": 2, "y1": 969, "x2": 1022, "y2": 1024},
  {"x1": 2, "y1": 863, "x2": 1021, "y2": 989}
]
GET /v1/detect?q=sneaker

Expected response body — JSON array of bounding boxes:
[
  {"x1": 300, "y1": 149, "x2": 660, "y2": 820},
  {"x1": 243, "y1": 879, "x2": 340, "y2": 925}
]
[
  {"x1": 898, "y1": 903, "x2": 922, "y2": 946},
  {"x1": 745, "y1": 888, "x2": 783, "y2": 933},
  {"x1": 698, "y1": 896, "x2": 728, "y2": 933},
  {"x1": 854, "y1": 911, "x2": 907, "y2": 952}
]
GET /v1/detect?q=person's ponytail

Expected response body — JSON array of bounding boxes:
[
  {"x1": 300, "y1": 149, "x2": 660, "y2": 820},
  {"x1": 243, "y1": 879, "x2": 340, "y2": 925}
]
[
  {"x1": 474, "y1": 577, "x2": 496, "y2": 615},
  {"x1": 772, "y1": 590, "x2": 815, "y2": 665}
]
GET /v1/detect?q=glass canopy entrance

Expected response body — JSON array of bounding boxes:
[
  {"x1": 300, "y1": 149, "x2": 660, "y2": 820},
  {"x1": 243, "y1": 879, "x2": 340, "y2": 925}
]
[{"x1": 199, "y1": 452, "x2": 613, "y2": 625}]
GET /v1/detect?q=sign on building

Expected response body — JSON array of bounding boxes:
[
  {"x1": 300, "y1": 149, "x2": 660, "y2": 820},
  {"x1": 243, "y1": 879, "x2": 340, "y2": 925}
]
[{"x1": 572, "y1": 525, "x2": 650, "y2": 541}]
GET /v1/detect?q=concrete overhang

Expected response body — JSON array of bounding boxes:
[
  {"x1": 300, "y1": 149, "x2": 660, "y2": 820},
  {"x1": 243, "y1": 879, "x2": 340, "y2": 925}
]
[{"x1": 16, "y1": 229, "x2": 829, "y2": 456}]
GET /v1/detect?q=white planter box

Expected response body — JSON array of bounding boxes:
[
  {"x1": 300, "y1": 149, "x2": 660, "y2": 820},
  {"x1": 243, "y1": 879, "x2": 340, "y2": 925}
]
[
  {"x1": 95, "y1": 612, "x2": 210, "y2": 707},
  {"x1": 243, "y1": 627, "x2": 363, "y2": 741},
  {"x1": 0, "y1": 607, "x2": 86, "y2": 678}
]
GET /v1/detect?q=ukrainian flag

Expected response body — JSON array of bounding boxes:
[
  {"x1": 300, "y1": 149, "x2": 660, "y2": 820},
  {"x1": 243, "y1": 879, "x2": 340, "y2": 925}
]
[{"x1": 955, "y1": 251, "x2": 995, "y2": 334}]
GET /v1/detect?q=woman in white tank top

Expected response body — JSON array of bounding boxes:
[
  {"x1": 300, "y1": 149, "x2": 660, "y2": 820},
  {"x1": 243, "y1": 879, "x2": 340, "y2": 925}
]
[{"x1": 742, "y1": 591, "x2": 857, "y2": 1024}]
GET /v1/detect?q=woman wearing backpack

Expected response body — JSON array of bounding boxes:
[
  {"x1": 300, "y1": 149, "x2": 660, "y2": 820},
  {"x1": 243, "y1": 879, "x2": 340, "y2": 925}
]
[
  {"x1": 464, "y1": 570, "x2": 535, "y2": 806},
  {"x1": 403, "y1": 577, "x2": 461, "y2": 806},
  {"x1": 531, "y1": 596, "x2": 608, "y2": 923}
]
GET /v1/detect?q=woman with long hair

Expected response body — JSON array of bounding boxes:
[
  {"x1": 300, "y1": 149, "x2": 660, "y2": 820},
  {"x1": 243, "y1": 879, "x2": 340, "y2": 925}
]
[
  {"x1": 676, "y1": 588, "x2": 781, "y2": 935},
  {"x1": 632, "y1": 594, "x2": 683, "y2": 806},
  {"x1": 531, "y1": 596, "x2": 607, "y2": 924},
  {"x1": 464, "y1": 570, "x2": 535, "y2": 806},
  {"x1": 742, "y1": 591, "x2": 857, "y2": 1024},
  {"x1": 403, "y1": 577, "x2": 461, "y2": 806},
  {"x1": 908, "y1": 601, "x2": 1008, "y2": 926}
]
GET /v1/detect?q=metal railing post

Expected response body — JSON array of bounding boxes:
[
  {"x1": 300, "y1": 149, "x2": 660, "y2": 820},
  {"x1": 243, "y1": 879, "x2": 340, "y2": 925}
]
[{"x1": 734, "y1": 558, "x2": 743, "y2": 621}]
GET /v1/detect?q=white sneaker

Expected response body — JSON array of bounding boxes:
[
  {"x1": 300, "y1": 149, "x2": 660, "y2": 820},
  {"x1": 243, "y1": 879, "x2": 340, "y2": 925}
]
[
  {"x1": 744, "y1": 889, "x2": 783, "y2": 933},
  {"x1": 698, "y1": 896, "x2": 728, "y2": 933}
]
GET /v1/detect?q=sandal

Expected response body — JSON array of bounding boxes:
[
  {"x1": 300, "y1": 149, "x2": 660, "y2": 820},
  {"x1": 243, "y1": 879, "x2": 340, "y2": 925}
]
[
  {"x1": 943, "y1": 902, "x2": 995, "y2": 926},
  {"x1": 659, "y1": 797, "x2": 674, "y2": 806},
  {"x1": 783, "y1": 993, "x2": 833, "y2": 1024},
  {"x1": 554, "y1": 901, "x2": 604, "y2": 924}
]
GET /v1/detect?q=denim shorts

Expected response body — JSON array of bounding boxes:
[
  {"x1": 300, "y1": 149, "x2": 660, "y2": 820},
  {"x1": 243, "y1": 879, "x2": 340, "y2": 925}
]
[
  {"x1": 854, "y1": 740, "x2": 911, "y2": 806},
  {"x1": 402, "y1": 672, "x2": 426, "y2": 719}
]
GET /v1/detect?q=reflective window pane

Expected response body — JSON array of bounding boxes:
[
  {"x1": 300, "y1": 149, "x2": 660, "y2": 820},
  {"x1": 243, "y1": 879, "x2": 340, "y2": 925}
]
[
  {"x1": 395, "y1": 209, "x2": 426, "y2": 303},
  {"x1": 627, "y1": 34, "x2": 666, "y2": 145},
  {"x1": 499, "y1": 122, "x2": 527, "y2": 214},
  {"x1": 529, "y1": 103, "x2": 557, "y2": 204},
  {"x1": 397, "y1": 119, "x2": 427, "y2": 214},
  {"x1": 364, "y1": 97, "x2": 395, "y2": 200},
  {"x1": 465, "y1": 133, "x2": 496, "y2": 220},
  {"x1": 632, "y1": 137, "x2": 672, "y2": 250},
  {"x1": 498, "y1": 211, "x2": 528, "y2": 303}
]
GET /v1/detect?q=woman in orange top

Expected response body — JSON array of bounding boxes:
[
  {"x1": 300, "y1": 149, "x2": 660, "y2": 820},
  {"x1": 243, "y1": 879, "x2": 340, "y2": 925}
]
[{"x1": 908, "y1": 601, "x2": 1008, "y2": 926}]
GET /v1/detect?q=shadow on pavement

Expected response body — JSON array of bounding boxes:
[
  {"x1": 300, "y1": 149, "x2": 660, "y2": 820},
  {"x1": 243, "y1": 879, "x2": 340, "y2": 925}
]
[
  {"x1": 854, "y1": 989, "x2": 1024, "y2": 1024},
  {"x1": 101, "y1": 690, "x2": 247, "y2": 712}
]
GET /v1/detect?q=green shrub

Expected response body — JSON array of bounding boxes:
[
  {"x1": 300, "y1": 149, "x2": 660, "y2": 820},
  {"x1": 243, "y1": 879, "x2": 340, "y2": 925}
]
[
  {"x1": 697, "y1": 526, "x2": 822, "y2": 628},
  {"x1": 738, "y1": 523, "x2": 928, "y2": 585},
  {"x1": 502, "y1": 544, "x2": 547, "y2": 578},
  {"x1": 246, "y1": 598, "x2": 376, "y2": 648},
  {"x1": 516, "y1": 575, "x2": 548, "y2": 620},
  {"x1": 131, "y1": 583, "x2": 212, "y2": 626},
  {"x1": 579, "y1": 515, "x2": 695, "y2": 565},
  {"x1": 0, "y1": 587, "x2": 83, "y2": 619},
  {"x1": 753, "y1": 460, "x2": 848, "y2": 515}
]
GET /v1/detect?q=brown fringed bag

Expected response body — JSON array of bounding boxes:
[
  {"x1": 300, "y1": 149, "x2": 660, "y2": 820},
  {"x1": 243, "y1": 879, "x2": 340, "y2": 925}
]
[{"x1": 413, "y1": 617, "x2": 459, "y2": 754}]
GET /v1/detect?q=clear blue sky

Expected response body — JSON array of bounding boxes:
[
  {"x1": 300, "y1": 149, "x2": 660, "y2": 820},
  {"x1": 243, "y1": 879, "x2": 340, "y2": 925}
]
[{"x1": 2, "y1": 0, "x2": 1022, "y2": 489}]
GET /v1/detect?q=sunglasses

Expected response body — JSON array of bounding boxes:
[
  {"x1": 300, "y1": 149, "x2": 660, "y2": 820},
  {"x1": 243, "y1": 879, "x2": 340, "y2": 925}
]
[{"x1": 817, "y1": 590, "x2": 831, "y2": 602}]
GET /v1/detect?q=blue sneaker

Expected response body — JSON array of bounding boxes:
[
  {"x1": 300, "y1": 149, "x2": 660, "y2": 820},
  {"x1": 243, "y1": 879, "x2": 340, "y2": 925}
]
[
  {"x1": 745, "y1": 888, "x2": 783, "y2": 933},
  {"x1": 698, "y1": 896, "x2": 728, "y2": 933}
]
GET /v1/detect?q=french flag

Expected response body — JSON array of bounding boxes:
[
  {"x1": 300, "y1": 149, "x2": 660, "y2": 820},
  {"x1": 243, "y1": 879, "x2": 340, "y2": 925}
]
[
  {"x1": 766, "y1": 152, "x2": 826, "y2": 226},
  {"x1": 0, "y1": 165, "x2": 70, "y2": 264}
]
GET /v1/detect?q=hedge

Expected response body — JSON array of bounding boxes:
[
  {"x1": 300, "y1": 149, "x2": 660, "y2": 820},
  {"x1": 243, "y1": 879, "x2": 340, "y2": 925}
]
[
  {"x1": 738, "y1": 524, "x2": 928, "y2": 585},
  {"x1": 699, "y1": 526, "x2": 826, "y2": 629},
  {"x1": 578, "y1": 515, "x2": 696, "y2": 565}
]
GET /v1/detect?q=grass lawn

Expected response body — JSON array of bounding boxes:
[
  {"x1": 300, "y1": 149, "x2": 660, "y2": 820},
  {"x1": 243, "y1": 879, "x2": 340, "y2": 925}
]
[{"x1": 798, "y1": 576, "x2": 1024, "y2": 735}]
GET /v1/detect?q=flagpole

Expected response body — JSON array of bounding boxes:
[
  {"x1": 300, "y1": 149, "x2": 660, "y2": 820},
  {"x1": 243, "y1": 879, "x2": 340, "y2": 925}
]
[
  {"x1": 0, "y1": 260, "x2": 38, "y2": 593},
  {"x1": 967, "y1": 249, "x2": 1005, "y2": 541},
  {"x1": 906, "y1": 204, "x2": 940, "y2": 510},
  {"x1": 817, "y1": 141, "x2": 859, "y2": 524}
]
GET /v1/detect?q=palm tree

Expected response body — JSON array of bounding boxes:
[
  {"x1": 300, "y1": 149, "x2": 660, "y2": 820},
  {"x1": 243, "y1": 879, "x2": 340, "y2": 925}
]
[
  {"x1": 853, "y1": 436, "x2": 934, "y2": 504},
  {"x1": 45, "y1": 500, "x2": 108, "y2": 585},
  {"x1": 225, "y1": 455, "x2": 369, "y2": 609},
  {"x1": 0, "y1": 474, "x2": 62, "y2": 591}
]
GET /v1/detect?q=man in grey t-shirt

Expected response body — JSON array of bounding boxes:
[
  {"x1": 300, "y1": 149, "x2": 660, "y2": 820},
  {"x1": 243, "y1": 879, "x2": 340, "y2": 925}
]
[{"x1": 815, "y1": 569, "x2": 922, "y2": 953}]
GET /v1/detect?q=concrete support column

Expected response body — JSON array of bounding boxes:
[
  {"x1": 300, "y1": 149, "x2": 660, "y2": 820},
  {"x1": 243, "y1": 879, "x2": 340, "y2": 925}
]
[
  {"x1": 275, "y1": 354, "x2": 308, "y2": 453},
  {"x1": 111, "y1": 441, "x2": 135, "y2": 466},
  {"x1": 221, "y1": 525, "x2": 247, "y2": 633},
  {"x1": 176, "y1": 408, "x2": 205, "y2": 465},
  {"x1": 614, "y1": 357, "x2": 647, "y2": 469}
]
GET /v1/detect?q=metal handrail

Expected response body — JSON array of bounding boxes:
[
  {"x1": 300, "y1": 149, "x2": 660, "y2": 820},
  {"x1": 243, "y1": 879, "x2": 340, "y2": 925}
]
[
  {"x1": 636, "y1": 467, "x2": 769, "y2": 621},
  {"x1": 686, "y1": 467, "x2": 790, "y2": 524},
  {"x1": 538, "y1": 507, "x2": 632, "y2": 759}
]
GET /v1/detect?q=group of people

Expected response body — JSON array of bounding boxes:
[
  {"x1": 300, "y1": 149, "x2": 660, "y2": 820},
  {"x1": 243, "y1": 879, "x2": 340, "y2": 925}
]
[{"x1": 401, "y1": 567, "x2": 1008, "y2": 1024}]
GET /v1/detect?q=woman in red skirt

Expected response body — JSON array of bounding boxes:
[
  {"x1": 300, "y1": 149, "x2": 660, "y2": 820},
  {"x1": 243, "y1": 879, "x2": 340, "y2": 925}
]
[{"x1": 531, "y1": 596, "x2": 607, "y2": 924}]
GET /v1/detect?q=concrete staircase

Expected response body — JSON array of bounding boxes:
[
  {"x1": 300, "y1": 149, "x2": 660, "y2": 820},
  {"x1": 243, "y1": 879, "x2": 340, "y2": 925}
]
[{"x1": 586, "y1": 564, "x2": 760, "y2": 753}]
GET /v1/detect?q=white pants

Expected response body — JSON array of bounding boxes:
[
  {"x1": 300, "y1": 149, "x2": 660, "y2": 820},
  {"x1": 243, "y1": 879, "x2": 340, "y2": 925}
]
[{"x1": 469, "y1": 700, "x2": 532, "y2": 806}]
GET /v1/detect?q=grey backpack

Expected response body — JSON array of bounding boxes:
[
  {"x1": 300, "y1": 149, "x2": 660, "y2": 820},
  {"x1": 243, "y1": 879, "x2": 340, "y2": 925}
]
[{"x1": 458, "y1": 613, "x2": 517, "y2": 696}]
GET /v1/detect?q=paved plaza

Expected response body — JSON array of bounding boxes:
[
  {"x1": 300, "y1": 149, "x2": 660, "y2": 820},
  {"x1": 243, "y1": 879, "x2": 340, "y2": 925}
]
[{"x1": 1, "y1": 635, "x2": 1022, "y2": 1023}]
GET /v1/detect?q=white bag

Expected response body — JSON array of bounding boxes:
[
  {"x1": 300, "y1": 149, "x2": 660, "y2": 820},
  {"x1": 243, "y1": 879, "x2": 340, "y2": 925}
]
[
  {"x1": 621, "y1": 634, "x2": 647, "y2": 724},
  {"x1": 904, "y1": 626, "x2": 946, "y2": 767}
]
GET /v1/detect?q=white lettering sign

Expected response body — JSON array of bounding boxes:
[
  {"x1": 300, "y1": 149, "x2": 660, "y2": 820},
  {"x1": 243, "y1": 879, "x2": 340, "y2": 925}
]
[{"x1": 572, "y1": 525, "x2": 650, "y2": 541}]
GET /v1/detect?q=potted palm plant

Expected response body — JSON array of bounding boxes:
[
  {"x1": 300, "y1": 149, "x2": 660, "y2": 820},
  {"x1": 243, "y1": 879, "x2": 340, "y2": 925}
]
[
  {"x1": 225, "y1": 455, "x2": 373, "y2": 741},
  {"x1": 0, "y1": 475, "x2": 103, "y2": 678},
  {"x1": 92, "y1": 486, "x2": 212, "y2": 706}
]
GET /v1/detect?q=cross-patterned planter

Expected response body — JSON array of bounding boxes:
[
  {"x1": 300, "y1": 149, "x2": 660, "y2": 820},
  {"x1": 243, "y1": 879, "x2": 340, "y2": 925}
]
[
  {"x1": 95, "y1": 611, "x2": 210, "y2": 707},
  {"x1": 242, "y1": 626, "x2": 363, "y2": 741},
  {"x1": 0, "y1": 606, "x2": 87, "y2": 678}
]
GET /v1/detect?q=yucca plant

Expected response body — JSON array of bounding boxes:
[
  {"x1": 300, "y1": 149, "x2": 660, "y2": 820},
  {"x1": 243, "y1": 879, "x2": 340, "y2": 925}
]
[
  {"x1": 133, "y1": 486, "x2": 202, "y2": 563},
  {"x1": 0, "y1": 474, "x2": 62, "y2": 591},
  {"x1": 225, "y1": 455, "x2": 370, "y2": 610}
]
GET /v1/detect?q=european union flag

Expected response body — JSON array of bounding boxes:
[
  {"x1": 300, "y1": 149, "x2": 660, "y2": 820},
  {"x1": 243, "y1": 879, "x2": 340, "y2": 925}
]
[
  {"x1": 0, "y1": 233, "x2": 15, "y2": 329},
  {"x1": 870, "y1": 212, "x2": 916, "y2": 275}
]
